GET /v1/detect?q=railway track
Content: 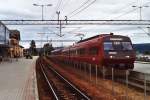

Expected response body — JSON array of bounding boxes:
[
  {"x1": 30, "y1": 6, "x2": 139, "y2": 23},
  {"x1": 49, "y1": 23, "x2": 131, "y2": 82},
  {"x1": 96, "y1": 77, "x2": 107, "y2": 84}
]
[{"x1": 38, "y1": 59, "x2": 90, "y2": 100}]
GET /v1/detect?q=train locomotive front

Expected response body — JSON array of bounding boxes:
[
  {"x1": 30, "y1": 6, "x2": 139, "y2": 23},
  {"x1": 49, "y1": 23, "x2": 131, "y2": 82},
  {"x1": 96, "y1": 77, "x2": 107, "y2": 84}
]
[{"x1": 101, "y1": 34, "x2": 135, "y2": 70}]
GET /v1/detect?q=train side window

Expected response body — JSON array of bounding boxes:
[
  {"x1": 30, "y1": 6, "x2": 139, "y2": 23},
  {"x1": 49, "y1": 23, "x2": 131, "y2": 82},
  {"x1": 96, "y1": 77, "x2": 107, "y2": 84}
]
[
  {"x1": 75, "y1": 50, "x2": 78, "y2": 55},
  {"x1": 78, "y1": 48, "x2": 85, "y2": 55},
  {"x1": 72, "y1": 50, "x2": 74, "y2": 55},
  {"x1": 104, "y1": 42, "x2": 114, "y2": 50},
  {"x1": 67, "y1": 51, "x2": 69, "y2": 55},
  {"x1": 73, "y1": 50, "x2": 76, "y2": 55},
  {"x1": 89, "y1": 47, "x2": 99, "y2": 55}
]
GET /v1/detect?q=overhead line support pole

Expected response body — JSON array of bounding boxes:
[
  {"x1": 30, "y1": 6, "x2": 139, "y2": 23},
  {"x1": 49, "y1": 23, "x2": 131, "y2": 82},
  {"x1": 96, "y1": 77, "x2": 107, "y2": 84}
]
[{"x1": 42, "y1": 5, "x2": 44, "y2": 20}]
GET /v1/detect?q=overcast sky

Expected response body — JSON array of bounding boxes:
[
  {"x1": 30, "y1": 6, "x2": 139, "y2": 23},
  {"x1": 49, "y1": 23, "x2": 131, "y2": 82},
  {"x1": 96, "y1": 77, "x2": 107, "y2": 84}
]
[{"x1": 0, "y1": 0, "x2": 150, "y2": 48}]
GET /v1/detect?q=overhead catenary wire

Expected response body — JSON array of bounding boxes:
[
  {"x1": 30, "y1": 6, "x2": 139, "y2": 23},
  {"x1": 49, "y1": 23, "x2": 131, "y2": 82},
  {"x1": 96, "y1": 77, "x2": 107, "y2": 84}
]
[
  {"x1": 66, "y1": 0, "x2": 91, "y2": 16},
  {"x1": 58, "y1": 0, "x2": 71, "y2": 12},
  {"x1": 57, "y1": 0, "x2": 91, "y2": 37},
  {"x1": 112, "y1": 2, "x2": 137, "y2": 14},
  {"x1": 68, "y1": 0, "x2": 96, "y2": 18},
  {"x1": 112, "y1": 1, "x2": 150, "y2": 20},
  {"x1": 103, "y1": 2, "x2": 137, "y2": 19},
  {"x1": 112, "y1": 8, "x2": 138, "y2": 19},
  {"x1": 65, "y1": 0, "x2": 96, "y2": 34},
  {"x1": 57, "y1": 0, "x2": 63, "y2": 11},
  {"x1": 50, "y1": 0, "x2": 63, "y2": 20}
]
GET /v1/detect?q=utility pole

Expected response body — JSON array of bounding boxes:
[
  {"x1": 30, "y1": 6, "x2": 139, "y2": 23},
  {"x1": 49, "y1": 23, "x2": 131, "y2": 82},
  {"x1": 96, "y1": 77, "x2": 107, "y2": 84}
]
[
  {"x1": 56, "y1": 11, "x2": 60, "y2": 24},
  {"x1": 60, "y1": 20, "x2": 62, "y2": 37},
  {"x1": 56, "y1": 11, "x2": 64, "y2": 37},
  {"x1": 47, "y1": 35, "x2": 48, "y2": 43},
  {"x1": 41, "y1": 5, "x2": 44, "y2": 20}
]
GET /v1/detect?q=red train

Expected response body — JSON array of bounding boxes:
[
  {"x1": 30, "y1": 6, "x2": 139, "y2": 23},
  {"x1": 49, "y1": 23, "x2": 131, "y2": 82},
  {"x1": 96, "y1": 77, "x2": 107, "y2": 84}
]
[{"x1": 50, "y1": 33, "x2": 136, "y2": 76}]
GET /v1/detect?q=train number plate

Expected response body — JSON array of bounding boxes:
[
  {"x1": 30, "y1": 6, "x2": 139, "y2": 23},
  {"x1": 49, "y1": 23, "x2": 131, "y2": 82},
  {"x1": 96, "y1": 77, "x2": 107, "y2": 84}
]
[{"x1": 109, "y1": 52, "x2": 117, "y2": 54}]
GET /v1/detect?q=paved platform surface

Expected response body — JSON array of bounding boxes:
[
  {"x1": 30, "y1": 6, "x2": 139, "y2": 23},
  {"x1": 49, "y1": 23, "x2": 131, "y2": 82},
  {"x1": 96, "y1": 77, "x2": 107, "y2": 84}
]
[
  {"x1": 134, "y1": 62, "x2": 150, "y2": 74},
  {"x1": 0, "y1": 57, "x2": 39, "y2": 100}
]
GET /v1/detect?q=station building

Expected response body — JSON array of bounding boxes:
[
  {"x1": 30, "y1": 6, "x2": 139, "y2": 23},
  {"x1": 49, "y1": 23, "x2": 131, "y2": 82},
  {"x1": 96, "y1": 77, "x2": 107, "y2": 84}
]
[
  {"x1": 9, "y1": 30, "x2": 24, "y2": 58},
  {"x1": 0, "y1": 22, "x2": 10, "y2": 58},
  {"x1": 0, "y1": 21, "x2": 24, "y2": 59}
]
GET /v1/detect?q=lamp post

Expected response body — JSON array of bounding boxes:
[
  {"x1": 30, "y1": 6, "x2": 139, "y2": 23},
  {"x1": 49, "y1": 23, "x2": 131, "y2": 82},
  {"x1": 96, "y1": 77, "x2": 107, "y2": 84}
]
[
  {"x1": 33, "y1": 3, "x2": 52, "y2": 20},
  {"x1": 132, "y1": 5, "x2": 149, "y2": 20}
]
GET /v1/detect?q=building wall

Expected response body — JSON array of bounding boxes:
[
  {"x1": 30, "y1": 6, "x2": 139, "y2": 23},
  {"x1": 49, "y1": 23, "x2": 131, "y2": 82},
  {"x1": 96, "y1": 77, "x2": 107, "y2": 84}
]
[
  {"x1": 0, "y1": 22, "x2": 10, "y2": 58},
  {"x1": 9, "y1": 41, "x2": 24, "y2": 58},
  {"x1": 0, "y1": 22, "x2": 10, "y2": 45}
]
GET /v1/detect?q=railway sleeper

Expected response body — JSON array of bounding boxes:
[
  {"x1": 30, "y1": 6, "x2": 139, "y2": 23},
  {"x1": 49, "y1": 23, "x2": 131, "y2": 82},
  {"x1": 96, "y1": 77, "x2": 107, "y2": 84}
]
[{"x1": 58, "y1": 93, "x2": 76, "y2": 100}]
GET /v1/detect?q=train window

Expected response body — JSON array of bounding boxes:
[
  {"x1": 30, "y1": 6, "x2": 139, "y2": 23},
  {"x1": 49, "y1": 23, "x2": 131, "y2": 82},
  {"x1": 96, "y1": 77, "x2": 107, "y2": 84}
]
[
  {"x1": 89, "y1": 47, "x2": 99, "y2": 55},
  {"x1": 104, "y1": 42, "x2": 114, "y2": 50},
  {"x1": 75, "y1": 50, "x2": 78, "y2": 55},
  {"x1": 113, "y1": 41, "x2": 122, "y2": 50},
  {"x1": 73, "y1": 50, "x2": 76, "y2": 55},
  {"x1": 74, "y1": 50, "x2": 76, "y2": 55},
  {"x1": 122, "y1": 42, "x2": 133, "y2": 50},
  {"x1": 79, "y1": 48, "x2": 85, "y2": 55},
  {"x1": 77, "y1": 49, "x2": 80, "y2": 55},
  {"x1": 71, "y1": 50, "x2": 74, "y2": 55}
]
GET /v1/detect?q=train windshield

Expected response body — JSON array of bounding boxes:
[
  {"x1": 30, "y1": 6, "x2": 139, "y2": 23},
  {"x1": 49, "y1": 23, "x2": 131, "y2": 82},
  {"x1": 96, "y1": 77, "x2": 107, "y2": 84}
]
[
  {"x1": 104, "y1": 42, "x2": 114, "y2": 50},
  {"x1": 104, "y1": 42, "x2": 133, "y2": 51},
  {"x1": 122, "y1": 42, "x2": 133, "y2": 50}
]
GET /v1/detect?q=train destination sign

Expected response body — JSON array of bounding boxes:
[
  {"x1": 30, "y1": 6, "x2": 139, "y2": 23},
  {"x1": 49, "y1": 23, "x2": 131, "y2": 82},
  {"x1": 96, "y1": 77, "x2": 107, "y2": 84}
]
[{"x1": 110, "y1": 38, "x2": 123, "y2": 41}]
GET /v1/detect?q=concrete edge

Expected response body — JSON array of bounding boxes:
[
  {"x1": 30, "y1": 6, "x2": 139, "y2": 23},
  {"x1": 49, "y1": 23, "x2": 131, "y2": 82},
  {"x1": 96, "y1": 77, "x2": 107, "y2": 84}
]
[{"x1": 34, "y1": 59, "x2": 39, "y2": 100}]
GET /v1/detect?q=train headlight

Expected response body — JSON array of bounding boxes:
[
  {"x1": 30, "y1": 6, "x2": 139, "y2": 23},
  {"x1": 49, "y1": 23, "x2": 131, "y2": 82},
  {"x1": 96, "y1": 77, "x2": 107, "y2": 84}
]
[
  {"x1": 125, "y1": 56, "x2": 130, "y2": 58},
  {"x1": 110, "y1": 56, "x2": 113, "y2": 59}
]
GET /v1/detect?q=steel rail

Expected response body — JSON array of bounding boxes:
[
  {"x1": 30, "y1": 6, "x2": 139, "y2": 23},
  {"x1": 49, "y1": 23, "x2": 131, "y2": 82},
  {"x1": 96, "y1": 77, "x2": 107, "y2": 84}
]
[
  {"x1": 43, "y1": 60, "x2": 90, "y2": 100},
  {"x1": 47, "y1": 65, "x2": 90, "y2": 100},
  {"x1": 39, "y1": 61, "x2": 59, "y2": 100}
]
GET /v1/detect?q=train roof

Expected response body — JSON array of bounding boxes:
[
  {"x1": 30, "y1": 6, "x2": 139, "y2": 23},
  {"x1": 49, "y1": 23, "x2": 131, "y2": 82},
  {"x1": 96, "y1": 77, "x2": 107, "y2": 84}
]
[
  {"x1": 77, "y1": 35, "x2": 100, "y2": 43},
  {"x1": 77, "y1": 33, "x2": 129, "y2": 44}
]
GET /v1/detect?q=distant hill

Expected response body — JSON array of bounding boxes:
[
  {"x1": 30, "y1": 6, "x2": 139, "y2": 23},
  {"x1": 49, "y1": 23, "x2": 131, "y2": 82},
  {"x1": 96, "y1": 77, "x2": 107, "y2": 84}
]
[{"x1": 133, "y1": 43, "x2": 150, "y2": 53}]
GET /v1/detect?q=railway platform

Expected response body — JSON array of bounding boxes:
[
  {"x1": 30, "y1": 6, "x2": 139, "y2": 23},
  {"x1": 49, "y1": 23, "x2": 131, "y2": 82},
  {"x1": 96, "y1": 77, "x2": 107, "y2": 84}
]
[
  {"x1": 134, "y1": 62, "x2": 150, "y2": 74},
  {"x1": 0, "y1": 57, "x2": 39, "y2": 100}
]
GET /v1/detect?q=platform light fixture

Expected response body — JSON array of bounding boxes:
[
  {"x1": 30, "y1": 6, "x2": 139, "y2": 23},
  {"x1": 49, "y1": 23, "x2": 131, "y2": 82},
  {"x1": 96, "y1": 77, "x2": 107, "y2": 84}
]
[
  {"x1": 33, "y1": 3, "x2": 52, "y2": 20},
  {"x1": 132, "y1": 5, "x2": 149, "y2": 20}
]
